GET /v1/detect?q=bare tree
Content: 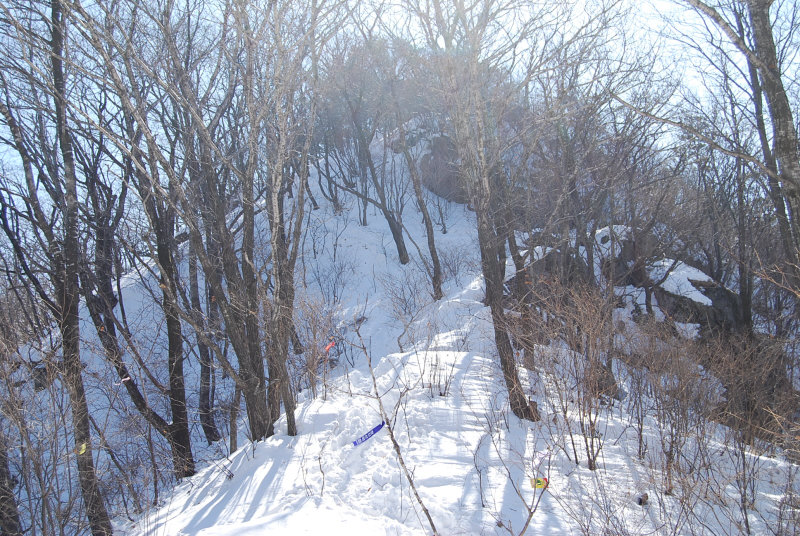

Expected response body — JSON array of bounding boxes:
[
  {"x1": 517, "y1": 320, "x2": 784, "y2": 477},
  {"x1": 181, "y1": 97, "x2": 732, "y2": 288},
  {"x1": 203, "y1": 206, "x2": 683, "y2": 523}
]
[
  {"x1": 2, "y1": 0, "x2": 203, "y2": 488},
  {"x1": 0, "y1": 1, "x2": 114, "y2": 532},
  {"x1": 84, "y1": 0, "x2": 341, "y2": 442},
  {"x1": 0, "y1": 430, "x2": 21, "y2": 536},
  {"x1": 387, "y1": 41, "x2": 445, "y2": 300},
  {"x1": 0, "y1": 284, "x2": 27, "y2": 535},
  {"x1": 316, "y1": 35, "x2": 412, "y2": 264},
  {"x1": 399, "y1": 0, "x2": 628, "y2": 422},
  {"x1": 664, "y1": 0, "x2": 800, "y2": 283},
  {"x1": 186, "y1": 238, "x2": 222, "y2": 444}
]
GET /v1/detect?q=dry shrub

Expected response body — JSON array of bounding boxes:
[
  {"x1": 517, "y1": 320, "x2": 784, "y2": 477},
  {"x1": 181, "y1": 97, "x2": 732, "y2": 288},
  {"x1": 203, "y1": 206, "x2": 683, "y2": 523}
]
[
  {"x1": 523, "y1": 281, "x2": 619, "y2": 470},
  {"x1": 699, "y1": 334, "x2": 799, "y2": 448},
  {"x1": 293, "y1": 295, "x2": 339, "y2": 400}
]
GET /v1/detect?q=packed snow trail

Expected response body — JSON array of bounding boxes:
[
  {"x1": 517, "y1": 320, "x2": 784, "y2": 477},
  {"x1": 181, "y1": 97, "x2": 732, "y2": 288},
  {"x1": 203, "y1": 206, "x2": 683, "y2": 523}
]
[{"x1": 120, "y1": 203, "x2": 797, "y2": 535}]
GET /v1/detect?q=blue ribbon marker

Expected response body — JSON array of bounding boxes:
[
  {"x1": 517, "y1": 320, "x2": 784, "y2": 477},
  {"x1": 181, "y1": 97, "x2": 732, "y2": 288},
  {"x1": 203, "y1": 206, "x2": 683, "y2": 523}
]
[{"x1": 352, "y1": 421, "x2": 385, "y2": 447}]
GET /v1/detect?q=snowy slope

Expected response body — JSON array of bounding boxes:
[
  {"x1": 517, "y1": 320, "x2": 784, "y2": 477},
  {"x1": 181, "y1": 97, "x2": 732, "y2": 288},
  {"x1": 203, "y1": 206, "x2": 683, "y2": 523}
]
[
  {"x1": 121, "y1": 275, "x2": 563, "y2": 535},
  {"x1": 116, "y1": 196, "x2": 799, "y2": 536}
]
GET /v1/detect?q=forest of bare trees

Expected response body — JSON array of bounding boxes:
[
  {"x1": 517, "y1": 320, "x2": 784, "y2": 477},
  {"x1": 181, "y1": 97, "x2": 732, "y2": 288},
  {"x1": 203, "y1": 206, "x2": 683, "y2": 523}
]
[{"x1": 0, "y1": 0, "x2": 797, "y2": 533}]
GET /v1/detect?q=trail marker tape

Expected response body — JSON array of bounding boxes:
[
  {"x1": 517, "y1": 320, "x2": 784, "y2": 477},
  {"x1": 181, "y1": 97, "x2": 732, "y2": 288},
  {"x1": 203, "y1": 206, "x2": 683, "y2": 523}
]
[
  {"x1": 530, "y1": 477, "x2": 548, "y2": 489},
  {"x1": 352, "y1": 421, "x2": 385, "y2": 447}
]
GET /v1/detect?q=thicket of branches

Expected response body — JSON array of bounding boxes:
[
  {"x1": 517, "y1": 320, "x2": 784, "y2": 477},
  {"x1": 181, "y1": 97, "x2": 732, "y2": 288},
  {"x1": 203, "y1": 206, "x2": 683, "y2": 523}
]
[{"x1": 0, "y1": 0, "x2": 798, "y2": 533}]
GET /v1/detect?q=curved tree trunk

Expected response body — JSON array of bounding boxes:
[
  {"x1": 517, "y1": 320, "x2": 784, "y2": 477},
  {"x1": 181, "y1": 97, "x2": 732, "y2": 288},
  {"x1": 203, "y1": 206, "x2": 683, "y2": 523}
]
[
  {"x1": 131, "y1": 142, "x2": 196, "y2": 478},
  {"x1": 348, "y1": 100, "x2": 410, "y2": 264},
  {"x1": 399, "y1": 132, "x2": 443, "y2": 300},
  {"x1": 747, "y1": 0, "x2": 800, "y2": 284}
]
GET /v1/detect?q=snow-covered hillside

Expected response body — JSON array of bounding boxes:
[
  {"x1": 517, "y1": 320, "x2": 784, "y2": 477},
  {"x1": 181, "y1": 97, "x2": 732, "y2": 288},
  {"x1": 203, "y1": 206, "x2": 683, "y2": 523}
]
[{"x1": 116, "y1": 196, "x2": 799, "y2": 535}]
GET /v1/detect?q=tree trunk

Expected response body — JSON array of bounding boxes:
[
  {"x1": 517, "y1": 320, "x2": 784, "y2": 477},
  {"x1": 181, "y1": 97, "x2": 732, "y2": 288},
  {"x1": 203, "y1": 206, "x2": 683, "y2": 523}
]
[
  {"x1": 269, "y1": 285, "x2": 298, "y2": 436},
  {"x1": 165, "y1": 294, "x2": 194, "y2": 478},
  {"x1": 401, "y1": 137, "x2": 443, "y2": 300},
  {"x1": 348, "y1": 101, "x2": 410, "y2": 264},
  {"x1": 268, "y1": 186, "x2": 299, "y2": 436},
  {"x1": 192, "y1": 144, "x2": 271, "y2": 443},
  {"x1": 51, "y1": 2, "x2": 113, "y2": 532},
  {"x1": 242, "y1": 376, "x2": 272, "y2": 441},
  {"x1": 735, "y1": 157, "x2": 753, "y2": 330},
  {"x1": 385, "y1": 214, "x2": 411, "y2": 265},
  {"x1": 476, "y1": 209, "x2": 540, "y2": 422},
  {"x1": 139, "y1": 177, "x2": 195, "y2": 478},
  {"x1": 82, "y1": 275, "x2": 197, "y2": 478},
  {"x1": 0, "y1": 432, "x2": 22, "y2": 536},
  {"x1": 747, "y1": 1, "x2": 800, "y2": 271},
  {"x1": 81, "y1": 147, "x2": 204, "y2": 474},
  {"x1": 189, "y1": 247, "x2": 222, "y2": 444},
  {"x1": 122, "y1": 92, "x2": 196, "y2": 477},
  {"x1": 156, "y1": 5, "x2": 273, "y2": 445},
  {"x1": 741, "y1": 34, "x2": 795, "y2": 274},
  {"x1": 230, "y1": 385, "x2": 241, "y2": 453}
]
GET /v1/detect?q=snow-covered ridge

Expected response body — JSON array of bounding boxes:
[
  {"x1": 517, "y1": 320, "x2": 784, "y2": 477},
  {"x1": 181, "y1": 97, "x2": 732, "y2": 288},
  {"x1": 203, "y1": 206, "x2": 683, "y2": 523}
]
[{"x1": 119, "y1": 201, "x2": 797, "y2": 535}]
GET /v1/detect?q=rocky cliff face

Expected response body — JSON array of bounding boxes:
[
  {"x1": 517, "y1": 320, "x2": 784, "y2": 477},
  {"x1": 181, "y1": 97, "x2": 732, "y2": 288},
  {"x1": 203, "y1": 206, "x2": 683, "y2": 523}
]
[
  {"x1": 653, "y1": 281, "x2": 743, "y2": 334},
  {"x1": 417, "y1": 135, "x2": 469, "y2": 204}
]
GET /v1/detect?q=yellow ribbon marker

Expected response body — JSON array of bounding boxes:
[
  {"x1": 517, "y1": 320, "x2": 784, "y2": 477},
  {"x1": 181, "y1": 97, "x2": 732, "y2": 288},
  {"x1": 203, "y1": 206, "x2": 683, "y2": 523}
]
[
  {"x1": 77, "y1": 443, "x2": 87, "y2": 455},
  {"x1": 530, "y1": 477, "x2": 548, "y2": 489}
]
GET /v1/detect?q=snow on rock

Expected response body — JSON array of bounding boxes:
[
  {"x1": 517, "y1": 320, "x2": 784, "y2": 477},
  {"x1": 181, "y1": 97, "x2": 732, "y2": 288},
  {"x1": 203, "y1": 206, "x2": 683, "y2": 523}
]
[
  {"x1": 649, "y1": 259, "x2": 714, "y2": 306},
  {"x1": 594, "y1": 225, "x2": 631, "y2": 260}
]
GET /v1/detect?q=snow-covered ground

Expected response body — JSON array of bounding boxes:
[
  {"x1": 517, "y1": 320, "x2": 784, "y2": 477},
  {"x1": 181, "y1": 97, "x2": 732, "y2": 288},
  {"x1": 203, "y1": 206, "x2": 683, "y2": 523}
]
[{"x1": 116, "y1": 195, "x2": 799, "y2": 535}]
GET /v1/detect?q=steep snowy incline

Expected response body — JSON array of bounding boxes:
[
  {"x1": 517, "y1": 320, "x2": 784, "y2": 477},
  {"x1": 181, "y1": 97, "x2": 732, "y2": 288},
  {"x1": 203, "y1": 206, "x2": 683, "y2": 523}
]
[
  {"x1": 122, "y1": 262, "x2": 555, "y2": 534},
  {"x1": 119, "y1": 200, "x2": 798, "y2": 535}
]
